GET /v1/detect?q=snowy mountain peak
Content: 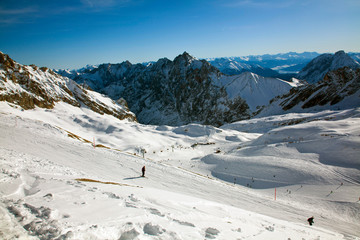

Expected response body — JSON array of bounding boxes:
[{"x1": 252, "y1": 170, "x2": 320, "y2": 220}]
[
  {"x1": 177, "y1": 51, "x2": 196, "y2": 61},
  {"x1": 296, "y1": 51, "x2": 360, "y2": 83},
  {"x1": 242, "y1": 71, "x2": 259, "y2": 80},
  {"x1": 331, "y1": 50, "x2": 359, "y2": 70},
  {"x1": 173, "y1": 51, "x2": 205, "y2": 70},
  {"x1": 220, "y1": 71, "x2": 302, "y2": 111}
]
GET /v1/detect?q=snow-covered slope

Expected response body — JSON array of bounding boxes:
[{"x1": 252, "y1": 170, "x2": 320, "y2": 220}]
[
  {"x1": 0, "y1": 51, "x2": 136, "y2": 122},
  {"x1": 350, "y1": 52, "x2": 360, "y2": 62},
  {"x1": 297, "y1": 51, "x2": 360, "y2": 83},
  {"x1": 218, "y1": 72, "x2": 301, "y2": 111},
  {"x1": 0, "y1": 101, "x2": 359, "y2": 239}
]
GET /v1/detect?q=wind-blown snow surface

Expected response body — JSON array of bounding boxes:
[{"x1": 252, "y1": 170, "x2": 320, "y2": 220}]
[{"x1": 1, "y1": 102, "x2": 359, "y2": 239}]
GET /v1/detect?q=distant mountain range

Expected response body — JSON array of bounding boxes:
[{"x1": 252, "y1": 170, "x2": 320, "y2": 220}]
[
  {"x1": 206, "y1": 51, "x2": 360, "y2": 79},
  {"x1": 58, "y1": 51, "x2": 360, "y2": 81},
  {"x1": 1, "y1": 50, "x2": 359, "y2": 127},
  {"x1": 206, "y1": 52, "x2": 321, "y2": 78},
  {"x1": 54, "y1": 50, "x2": 359, "y2": 126},
  {"x1": 67, "y1": 52, "x2": 252, "y2": 126},
  {"x1": 59, "y1": 52, "x2": 301, "y2": 126}
]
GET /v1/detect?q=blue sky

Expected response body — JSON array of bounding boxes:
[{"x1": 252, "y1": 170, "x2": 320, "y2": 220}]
[{"x1": 0, "y1": 0, "x2": 359, "y2": 69}]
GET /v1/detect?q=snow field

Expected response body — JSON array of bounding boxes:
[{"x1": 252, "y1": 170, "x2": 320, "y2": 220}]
[{"x1": 0, "y1": 102, "x2": 359, "y2": 239}]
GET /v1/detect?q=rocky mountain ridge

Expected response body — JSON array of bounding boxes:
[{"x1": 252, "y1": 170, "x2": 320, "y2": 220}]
[
  {"x1": 71, "y1": 52, "x2": 251, "y2": 126},
  {"x1": 3, "y1": 50, "x2": 357, "y2": 127},
  {"x1": 67, "y1": 52, "x2": 301, "y2": 126},
  {"x1": 257, "y1": 67, "x2": 360, "y2": 117},
  {"x1": 57, "y1": 51, "x2": 360, "y2": 81},
  {"x1": 296, "y1": 50, "x2": 360, "y2": 83},
  {"x1": 0, "y1": 52, "x2": 137, "y2": 122}
]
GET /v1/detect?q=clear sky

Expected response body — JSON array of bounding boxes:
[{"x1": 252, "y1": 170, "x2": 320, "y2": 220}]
[{"x1": 1, "y1": 0, "x2": 359, "y2": 69}]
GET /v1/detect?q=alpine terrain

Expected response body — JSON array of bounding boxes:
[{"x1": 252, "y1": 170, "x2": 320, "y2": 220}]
[{"x1": 0, "y1": 51, "x2": 359, "y2": 240}]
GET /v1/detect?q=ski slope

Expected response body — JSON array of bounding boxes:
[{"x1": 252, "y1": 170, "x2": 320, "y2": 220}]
[{"x1": 0, "y1": 102, "x2": 359, "y2": 239}]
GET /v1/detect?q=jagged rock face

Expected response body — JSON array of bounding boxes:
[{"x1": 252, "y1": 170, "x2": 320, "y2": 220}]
[
  {"x1": 0, "y1": 52, "x2": 79, "y2": 109},
  {"x1": 72, "y1": 52, "x2": 251, "y2": 126},
  {"x1": 273, "y1": 67, "x2": 360, "y2": 111},
  {"x1": 296, "y1": 51, "x2": 360, "y2": 84},
  {"x1": 0, "y1": 52, "x2": 137, "y2": 122}
]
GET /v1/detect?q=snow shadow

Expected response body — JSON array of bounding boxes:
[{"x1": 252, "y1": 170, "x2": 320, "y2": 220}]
[{"x1": 123, "y1": 176, "x2": 143, "y2": 180}]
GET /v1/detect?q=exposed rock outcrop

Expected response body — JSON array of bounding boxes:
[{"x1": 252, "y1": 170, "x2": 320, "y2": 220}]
[{"x1": 0, "y1": 52, "x2": 137, "y2": 122}]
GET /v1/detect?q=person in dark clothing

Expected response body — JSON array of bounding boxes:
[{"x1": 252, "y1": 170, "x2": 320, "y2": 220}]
[
  {"x1": 142, "y1": 166, "x2": 146, "y2": 177},
  {"x1": 307, "y1": 216, "x2": 314, "y2": 226}
]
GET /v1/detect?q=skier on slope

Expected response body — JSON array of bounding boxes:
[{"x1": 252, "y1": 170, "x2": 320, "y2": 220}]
[
  {"x1": 307, "y1": 216, "x2": 314, "y2": 226},
  {"x1": 142, "y1": 166, "x2": 146, "y2": 177}
]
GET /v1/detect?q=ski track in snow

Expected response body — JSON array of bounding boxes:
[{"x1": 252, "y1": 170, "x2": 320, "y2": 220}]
[{"x1": 0, "y1": 103, "x2": 359, "y2": 239}]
